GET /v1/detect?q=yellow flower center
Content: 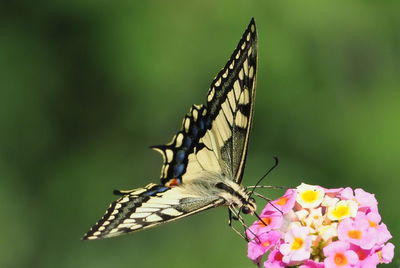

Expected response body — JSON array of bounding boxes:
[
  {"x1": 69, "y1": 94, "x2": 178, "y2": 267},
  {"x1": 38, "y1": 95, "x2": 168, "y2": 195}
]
[
  {"x1": 301, "y1": 190, "x2": 318, "y2": 203},
  {"x1": 332, "y1": 205, "x2": 350, "y2": 218},
  {"x1": 334, "y1": 253, "x2": 348, "y2": 266},
  {"x1": 368, "y1": 220, "x2": 377, "y2": 228},
  {"x1": 291, "y1": 237, "x2": 304, "y2": 250},
  {"x1": 348, "y1": 230, "x2": 362, "y2": 239}
]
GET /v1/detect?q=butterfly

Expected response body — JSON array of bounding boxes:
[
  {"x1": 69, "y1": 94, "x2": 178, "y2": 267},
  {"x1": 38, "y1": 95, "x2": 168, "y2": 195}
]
[{"x1": 83, "y1": 18, "x2": 258, "y2": 240}]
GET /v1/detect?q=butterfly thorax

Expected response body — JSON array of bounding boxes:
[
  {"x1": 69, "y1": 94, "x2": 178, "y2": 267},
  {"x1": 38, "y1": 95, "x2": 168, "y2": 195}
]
[{"x1": 178, "y1": 172, "x2": 257, "y2": 214}]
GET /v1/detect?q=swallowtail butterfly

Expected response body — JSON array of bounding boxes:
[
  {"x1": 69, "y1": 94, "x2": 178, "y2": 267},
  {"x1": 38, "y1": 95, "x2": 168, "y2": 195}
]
[{"x1": 83, "y1": 18, "x2": 258, "y2": 240}]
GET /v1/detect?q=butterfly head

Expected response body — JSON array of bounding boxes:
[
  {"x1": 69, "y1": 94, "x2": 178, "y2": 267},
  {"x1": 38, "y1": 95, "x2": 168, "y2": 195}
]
[
  {"x1": 240, "y1": 196, "x2": 256, "y2": 214},
  {"x1": 215, "y1": 181, "x2": 257, "y2": 215}
]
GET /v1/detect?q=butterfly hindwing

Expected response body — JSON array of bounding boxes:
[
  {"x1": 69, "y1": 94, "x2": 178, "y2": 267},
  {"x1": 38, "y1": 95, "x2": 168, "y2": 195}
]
[
  {"x1": 83, "y1": 184, "x2": 223, "y2": 240},
  {"x1": 153, "y1": 19, "x2": 257, "y2": 187}
]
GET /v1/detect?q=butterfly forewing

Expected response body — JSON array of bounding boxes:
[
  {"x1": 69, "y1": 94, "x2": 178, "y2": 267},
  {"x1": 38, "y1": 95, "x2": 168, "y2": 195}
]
[
  {"x1": 204, "y1": 19, "x2": 257, "y2": 183},
  {"x1": 154, "y1": 19, "x2": 257, "y2": 186}
]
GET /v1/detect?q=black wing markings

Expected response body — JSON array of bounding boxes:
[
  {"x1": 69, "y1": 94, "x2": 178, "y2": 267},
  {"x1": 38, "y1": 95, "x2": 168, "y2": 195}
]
[
  {"x1": 83, "y1": 184, "x2": 223, "y2": 240},
  {"x1": 153, "y1": 18, "x2": 257, "y2": 186},
  {"x1": 83, "y1": 18, "x2": 258, "y2": 240}
]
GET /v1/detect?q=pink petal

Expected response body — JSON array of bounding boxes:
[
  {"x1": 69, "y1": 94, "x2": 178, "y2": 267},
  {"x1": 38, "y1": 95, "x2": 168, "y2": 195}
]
[
  {"x1": 289, "y1": 248, "x2": 310, "y2": 262},
  {"x1": 323, "y1": 241, "x2": 350, "y2": 257},
  {"x1": 357, "y1": 253, "x2": 379, "y2": 268},
  {"x1": 339, "y1": 187, "x2": 354, "y2": 200},
  {"x1": 247, "y1": 231, "x2": 282, "y2": 263},
  {"x1": 338, "y1": 217, "x2": 376, "y2": 249},
  {"x1": 279, "y1": 243, "x2": 291, "y2": 255},
  {"x1": 365, "y1": 211, "x2": 381, "y2": 224},
  {"x1": 264, "y1": 249, "x2": 285, "y2": 267},
  {"x1": 264, "y1": 189, "x2": 296, "y2": 214},
  {"x1": 376, "y1": 223, "x2": 392, "y2": 245},
  {"x1": 344, "y1": 250, "x2": 359, "y2": 265},
  {"x1": 322, "y1": 186, "x2": 344, "y2": 197},
  {"x1": 263, "y1": 261, "x2": 285, "y2": 268},
  {"x1": 354, "y1": 188, "x2": 378, "y2": 213},
  {"x1": 300, "y1": 260, "x2": 324, "y2": 268},
  {"x1": 337, "y1": 219, "x2": 353, "y2": 241},
  {"x1": 381, "y1": 242, "x2": 394, "y2": 264},
  {"x1": 324, "y1": 249, "x2": 359, "y2": 268},
  {"x1": 247, "y1": 242, "x2": 265, "y2": 263}
]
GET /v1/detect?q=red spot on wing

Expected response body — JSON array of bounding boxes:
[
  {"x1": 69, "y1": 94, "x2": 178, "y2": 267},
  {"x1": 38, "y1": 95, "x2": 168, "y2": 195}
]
[{"x1": 166, "y1": 178, "x2": 181, "y2": 187}]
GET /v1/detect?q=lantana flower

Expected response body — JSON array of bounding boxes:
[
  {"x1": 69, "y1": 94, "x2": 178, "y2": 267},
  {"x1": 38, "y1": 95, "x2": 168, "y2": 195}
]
[
  {"x1": 246, "y1": 184, "x2": 394, "y2": 267},
  {"x1": 327, "y1": 200, "x2": 358, "y2": 221},
  {"x1": 279, "y1": 226, "x2": 313, "y2": 264},
  {"x1": 296, "y1": 183, "x2": 325, "y2": 208},
  {"x1": 323, "y1": 241, "x2": 359, "y2": 267}
]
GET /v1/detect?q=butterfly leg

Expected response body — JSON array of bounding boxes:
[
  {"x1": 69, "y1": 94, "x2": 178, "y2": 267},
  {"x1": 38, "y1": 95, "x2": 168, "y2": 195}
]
[
  {"x1": 252, "y1": 191, "x2": 272, "y2": 202},
  {"x1": 251, "y1": 192, "x2": 284, "y2": 214},
  {"x1": 230, "y1": 206, "x2": 266, "y2": 243},
  {"x1": 228, "y1": 209, "x2": 249, "y2": 241}
]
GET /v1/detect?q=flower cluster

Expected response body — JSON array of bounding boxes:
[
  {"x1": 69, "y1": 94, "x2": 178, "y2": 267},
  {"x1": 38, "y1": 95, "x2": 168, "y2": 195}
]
[{"x1": 246, "y1": 183, "x2": 394, "y2": 267}]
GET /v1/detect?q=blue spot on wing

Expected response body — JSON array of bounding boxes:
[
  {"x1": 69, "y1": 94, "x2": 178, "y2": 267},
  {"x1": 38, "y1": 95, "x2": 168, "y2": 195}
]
[
  {"x1": 198, "y1": 119, "x2": 205, "y2": 131},
  {"x1": 173, "y1": 163, "x2": 185, "y2": 177},
  {"x1": 191, "y1": 125, "x2": 198, "y2": 136},
  {"x1": 205, "y1": 116, "x2": 212, "y2": 128},
  {"x1": 142, "y1": 185, "x2": 169, "y2": 196},
  {"x1": 158, "y1": 105, "x2": 212, "y2": 185},
  {"x1": 176, "y1": 150, "x2": 186, "y2": 162},
  {"x1": 183, "y1": 137, "x2": 192, "y2": 149}
]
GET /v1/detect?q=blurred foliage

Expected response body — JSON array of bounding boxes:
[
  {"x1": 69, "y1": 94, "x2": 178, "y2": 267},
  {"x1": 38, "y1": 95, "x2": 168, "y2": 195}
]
[{"x1": 0, "y1": 1, "x2": 399, "y2": 267}]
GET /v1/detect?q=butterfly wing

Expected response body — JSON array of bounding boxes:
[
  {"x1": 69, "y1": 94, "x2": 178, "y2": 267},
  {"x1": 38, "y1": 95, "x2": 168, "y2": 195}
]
[
  {"x1": 83, "y1": 184, "x2": 224, "y2": 240},
  {"x1": 153, "y1": 18, "x2": 257, "y2": 186},
  {"x1": 205, "y1": 19, "x2": 257, "y2": 183},
  {"x1": 83, "y1": 19, "x2": 257, "y2": 240}
]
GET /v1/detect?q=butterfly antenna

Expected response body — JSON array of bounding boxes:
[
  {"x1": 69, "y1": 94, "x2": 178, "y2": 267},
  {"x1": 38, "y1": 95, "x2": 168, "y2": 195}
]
[
  {"x1": 254, "y1": 211, "x2": 268, "y2": 226},
  {"x1": 236, "y1": 157, "x2": 279, "y2": 221},
  {"x1": 241, "y1": 211, "x2": 266, "y2": 244},
  {"x1": 253, "y1": 191, "x2": 271, "y2": 202},
  {"x1": 249, "y1": 156, "x2": 279, "y2": 199}
]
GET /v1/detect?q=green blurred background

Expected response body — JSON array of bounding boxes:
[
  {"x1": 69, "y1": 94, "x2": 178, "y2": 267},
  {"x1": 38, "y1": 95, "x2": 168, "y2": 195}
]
[{"x1": 1, "y1": 1, "x2": 399, "y2": 267}]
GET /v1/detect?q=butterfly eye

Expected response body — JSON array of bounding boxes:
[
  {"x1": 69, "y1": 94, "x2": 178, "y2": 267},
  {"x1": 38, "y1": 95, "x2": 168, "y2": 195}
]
[{"x1": 242, "y1": 206, "x2": 252, "y2": 214}]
